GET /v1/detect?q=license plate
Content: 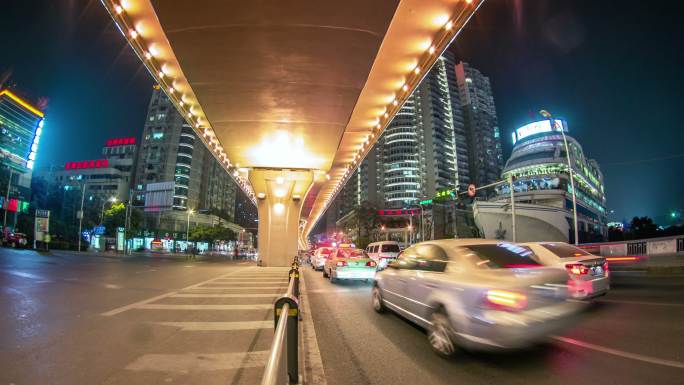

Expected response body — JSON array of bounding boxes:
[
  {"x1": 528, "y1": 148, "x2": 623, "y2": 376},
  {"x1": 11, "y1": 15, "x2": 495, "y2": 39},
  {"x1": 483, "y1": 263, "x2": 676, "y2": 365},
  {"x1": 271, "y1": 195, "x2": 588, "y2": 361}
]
[{"x1": 592, "y1": 267, "x2": 603, "y2": 276}]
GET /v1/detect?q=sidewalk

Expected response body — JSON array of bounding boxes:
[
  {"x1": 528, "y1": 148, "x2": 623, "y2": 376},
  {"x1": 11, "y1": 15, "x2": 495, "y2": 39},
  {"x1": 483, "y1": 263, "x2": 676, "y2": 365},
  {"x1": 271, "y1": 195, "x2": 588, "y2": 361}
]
[{"x1": 49, "y1": 249, "x2": 251, "y2": 262}]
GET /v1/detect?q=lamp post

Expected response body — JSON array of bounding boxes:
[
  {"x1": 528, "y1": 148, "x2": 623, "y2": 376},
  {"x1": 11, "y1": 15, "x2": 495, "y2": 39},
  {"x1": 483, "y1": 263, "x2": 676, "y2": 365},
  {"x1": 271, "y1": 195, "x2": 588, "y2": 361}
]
[
  {"x1": 185, "y1": 208, "x2": 194, "y2": 248},
  {"x1": 541, "y1": 110, "x2": 579, "y2": 244},
  {"x1": 124, "y1": 189, "x2": 133, "y2": 255},
  {"x1": 77, "y1": 183, "x2": 87, "y2": 252},
  {"x1": 3, "y1": 167, "x2": 15, "y2": 231},
  {"x1": 508, "y1": 175, "x2": 517, "y2": 242}
]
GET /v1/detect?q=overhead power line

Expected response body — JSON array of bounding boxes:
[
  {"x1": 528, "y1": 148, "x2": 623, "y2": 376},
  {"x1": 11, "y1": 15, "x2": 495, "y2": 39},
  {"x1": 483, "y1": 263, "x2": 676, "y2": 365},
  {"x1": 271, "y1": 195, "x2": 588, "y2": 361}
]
[{"x1": 601, "y1": 153, "x2": 684, "y2": 167}]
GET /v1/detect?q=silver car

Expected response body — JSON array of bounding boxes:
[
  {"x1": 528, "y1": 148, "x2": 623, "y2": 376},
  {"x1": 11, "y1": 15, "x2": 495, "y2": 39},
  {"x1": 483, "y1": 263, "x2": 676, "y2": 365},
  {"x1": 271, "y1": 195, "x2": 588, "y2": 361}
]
[
  {"x1": 372, "y1": 239, "x2": 583, "y2": 357},
  {"x1": 521, "y1": 242, "x2": 610, "y2": 300}
]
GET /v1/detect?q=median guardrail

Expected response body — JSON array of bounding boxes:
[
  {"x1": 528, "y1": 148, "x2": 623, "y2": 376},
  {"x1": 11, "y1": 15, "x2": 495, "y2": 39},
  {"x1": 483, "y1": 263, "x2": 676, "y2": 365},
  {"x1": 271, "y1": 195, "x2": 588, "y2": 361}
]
[{"x1": 261, "y1": 257, "x2": 301, "y2": 385}]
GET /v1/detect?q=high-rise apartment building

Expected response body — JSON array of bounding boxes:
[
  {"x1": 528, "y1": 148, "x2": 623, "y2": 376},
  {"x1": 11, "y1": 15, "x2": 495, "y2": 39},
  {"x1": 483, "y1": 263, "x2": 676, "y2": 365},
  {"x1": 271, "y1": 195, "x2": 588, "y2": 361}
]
[
  {"x1": 336, "y1": 51, "x2": 468, "y2": 213},
  {"x1": 133, "y1": 86, "x2": 206, "y2": 211},
  {"x1": 455, "y1": 62, "x2": 503, "y2": 187},
  {"x1": 331, "y1": 56, "x2": 503, "y2": 230},
  {"x1": 133, "y1": 86, "x2": 240, "y2": 232}
]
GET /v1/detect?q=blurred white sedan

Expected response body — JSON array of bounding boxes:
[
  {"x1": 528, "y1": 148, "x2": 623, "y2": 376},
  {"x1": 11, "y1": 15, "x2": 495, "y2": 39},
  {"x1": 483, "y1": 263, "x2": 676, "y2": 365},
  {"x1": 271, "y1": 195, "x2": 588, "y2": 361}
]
[
  {"x1": 521, "y1": 242, "x2": 610, "y2": 300},
  {"x1": 373, "y1": 239, "x2": 583, "y2": 356}
]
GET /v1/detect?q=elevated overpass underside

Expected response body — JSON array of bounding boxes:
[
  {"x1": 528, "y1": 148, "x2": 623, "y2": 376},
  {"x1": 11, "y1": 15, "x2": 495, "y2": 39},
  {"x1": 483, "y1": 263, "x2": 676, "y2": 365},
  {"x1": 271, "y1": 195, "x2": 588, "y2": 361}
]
[{"x1": 103, "y1": 0, "x2": 484, "y2": 266}]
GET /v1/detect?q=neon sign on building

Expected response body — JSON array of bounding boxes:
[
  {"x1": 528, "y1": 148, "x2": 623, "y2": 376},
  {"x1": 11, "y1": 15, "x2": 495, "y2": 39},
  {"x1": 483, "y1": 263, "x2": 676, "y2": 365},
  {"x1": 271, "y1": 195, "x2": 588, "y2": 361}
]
[{"x1": 64, "y1": 159, "x2": 109, "y2": 170}]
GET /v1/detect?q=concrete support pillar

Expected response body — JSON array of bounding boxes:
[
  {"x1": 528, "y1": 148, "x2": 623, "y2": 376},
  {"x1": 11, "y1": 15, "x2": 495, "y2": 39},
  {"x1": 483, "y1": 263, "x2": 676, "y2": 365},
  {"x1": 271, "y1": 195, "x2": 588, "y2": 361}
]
[{"x1": 249, "y1": 168, "x2": 314, "y2": 267}]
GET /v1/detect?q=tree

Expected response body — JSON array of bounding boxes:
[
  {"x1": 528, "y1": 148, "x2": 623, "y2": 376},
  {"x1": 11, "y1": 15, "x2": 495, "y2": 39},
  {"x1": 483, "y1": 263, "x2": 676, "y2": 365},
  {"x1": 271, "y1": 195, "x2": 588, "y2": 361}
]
[
  {"x1": 627, "y1": 216, "x2": 659, "y2": 240},
  {"x1": 188, "y1": 225, "x2": 236, "y2": 243},
  {"x1": 103, "y1": 202, "x2": 142, "y2": 236}
]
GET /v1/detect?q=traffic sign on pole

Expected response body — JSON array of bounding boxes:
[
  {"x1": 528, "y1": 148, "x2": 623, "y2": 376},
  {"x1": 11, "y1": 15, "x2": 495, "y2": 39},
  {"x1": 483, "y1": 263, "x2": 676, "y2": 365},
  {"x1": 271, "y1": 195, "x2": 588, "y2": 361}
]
[{"x1": 467, "y1": 184, "x2": 476, "y2": 197}]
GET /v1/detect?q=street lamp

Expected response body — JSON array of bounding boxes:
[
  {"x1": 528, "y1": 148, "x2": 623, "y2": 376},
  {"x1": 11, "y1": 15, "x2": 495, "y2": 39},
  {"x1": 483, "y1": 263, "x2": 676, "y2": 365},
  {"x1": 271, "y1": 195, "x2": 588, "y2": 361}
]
[
  {"x1": 77, "y1": 182, "x2": 88, "y2": 252},
  {"x1": 541, "y1": 110, "x2": 579, "y2": 245},
  {"x1": 186, "y1": 208, "x2": 194, "y2": 248},
  {"x1": 3, "y1": 167, "x2": 15, "y2": 231}
]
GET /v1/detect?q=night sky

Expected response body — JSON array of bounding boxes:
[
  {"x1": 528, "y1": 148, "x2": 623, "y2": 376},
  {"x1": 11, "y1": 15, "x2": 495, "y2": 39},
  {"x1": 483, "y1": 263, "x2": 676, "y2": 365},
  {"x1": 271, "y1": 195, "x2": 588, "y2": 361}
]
[{"x1": 2, "y1": 0, "x2": 682, "y2": 224}]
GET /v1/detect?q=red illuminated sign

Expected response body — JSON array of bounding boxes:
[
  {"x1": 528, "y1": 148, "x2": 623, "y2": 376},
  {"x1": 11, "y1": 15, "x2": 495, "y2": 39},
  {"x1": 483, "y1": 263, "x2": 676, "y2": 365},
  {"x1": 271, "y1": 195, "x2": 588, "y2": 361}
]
[
  {"x1": 105, "y1": 137, "x2": 136, "y2": 146},
  {"x1": 377, "y1": 209, "x2": 421, "y2": 216},
  {"x1": 64, "y1": 159, "x2": 109, "y2": 170}
]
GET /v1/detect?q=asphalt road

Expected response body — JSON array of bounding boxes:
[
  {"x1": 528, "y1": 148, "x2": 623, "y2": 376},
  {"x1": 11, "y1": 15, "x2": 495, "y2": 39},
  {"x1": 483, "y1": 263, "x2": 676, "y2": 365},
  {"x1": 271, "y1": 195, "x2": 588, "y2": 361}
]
[
  {"x1": 3, "y1": 249, "x2": 683, "y2": 385},
  {"x1": 1, "y1": 249, "x2": 288, "y2": 385},
  {"x1": 303, "y1": 266, "x2": 684, "y2": 385}
]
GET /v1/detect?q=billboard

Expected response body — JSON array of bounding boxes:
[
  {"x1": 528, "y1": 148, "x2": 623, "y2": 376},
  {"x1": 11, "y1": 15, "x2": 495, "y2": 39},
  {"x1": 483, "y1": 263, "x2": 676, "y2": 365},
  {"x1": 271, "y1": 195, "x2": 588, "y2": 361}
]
[
  {"x1": 512, "y1": 119, "x2": 567, "y2": 144},
  {"x1": 144, "y1": 181, "x2": 175, "y2": 212}
]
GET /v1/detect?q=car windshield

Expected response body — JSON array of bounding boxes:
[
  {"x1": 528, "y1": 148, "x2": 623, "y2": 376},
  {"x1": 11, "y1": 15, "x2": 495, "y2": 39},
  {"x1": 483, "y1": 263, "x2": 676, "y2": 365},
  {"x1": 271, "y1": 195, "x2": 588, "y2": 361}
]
[
  {"x1": 465, "y1": 243, "x2": 542, "y2": 269},
  {"x1": 338, "y1": 249, "x2": 367, "y2": 258},
  {"x1": 540, "y1": 243, "x2": 591, "y2": 259},
  {"x1": 381, "y1": 244, "x2": 400, "y2": 252}
]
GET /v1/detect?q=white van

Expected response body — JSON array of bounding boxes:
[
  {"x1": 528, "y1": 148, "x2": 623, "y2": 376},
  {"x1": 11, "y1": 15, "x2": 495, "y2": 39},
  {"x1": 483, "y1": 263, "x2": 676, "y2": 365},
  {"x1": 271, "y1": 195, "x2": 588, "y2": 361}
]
[{"x1": 365, "y1": 241, "x2": 401, "y2": 269}]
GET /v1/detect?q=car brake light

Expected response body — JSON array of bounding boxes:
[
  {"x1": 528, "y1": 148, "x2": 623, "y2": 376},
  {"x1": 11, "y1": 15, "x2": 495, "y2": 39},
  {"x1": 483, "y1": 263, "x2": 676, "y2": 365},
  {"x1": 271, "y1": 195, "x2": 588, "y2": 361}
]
[
  {"x1": 565, "y1": 263, "x2": 589, "y2": 275},
  {"x1": 336, "y1": 261, "x2": 347, "y2": 267},
  {"x1": 603, "y1": 261, "x2": 609, "y2": 277},
  {"x1": 366, "y1": 260, "x2": 377, "y2": 267},
  {"x1": 485, "y1": 289, "x2": 528, "y2": 310}
]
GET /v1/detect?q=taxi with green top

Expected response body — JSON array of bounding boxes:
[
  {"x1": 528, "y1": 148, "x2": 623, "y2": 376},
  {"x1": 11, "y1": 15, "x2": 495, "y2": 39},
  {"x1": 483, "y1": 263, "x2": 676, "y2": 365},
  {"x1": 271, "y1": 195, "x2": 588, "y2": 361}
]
[{"x1": 323, "y1": 247, "x2": 377, "y2": 283}]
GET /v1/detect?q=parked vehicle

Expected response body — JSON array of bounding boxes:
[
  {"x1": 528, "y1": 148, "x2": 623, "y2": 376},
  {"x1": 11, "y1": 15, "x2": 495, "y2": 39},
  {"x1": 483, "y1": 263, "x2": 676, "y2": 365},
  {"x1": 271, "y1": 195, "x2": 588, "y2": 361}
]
[
  {"x1": 312, "y1": 247, "x2": 334, "y2": 271},
  {"x1": 522, "y1": 242, "x2": 610, "y2": 299},
  {"x1": 324, "y1": 247, "x2": 377, "y2": 283},
  {"x1": 373, "y1": 239, "x2": 583, "y2": 356},
  {"x1": 365, "y1": 241, "x2": 401, "y2": 269},
  {"x1": 4, "y1": 232, "x2": 28, "y2": 248}
]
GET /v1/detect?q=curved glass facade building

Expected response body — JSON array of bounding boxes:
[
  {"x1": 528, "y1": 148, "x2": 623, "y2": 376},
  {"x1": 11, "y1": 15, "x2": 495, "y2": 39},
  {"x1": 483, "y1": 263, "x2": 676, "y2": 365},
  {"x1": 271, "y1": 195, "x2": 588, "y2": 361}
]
[{"x1": 500, "y1": 119, "x2": 607, "y2": 240}]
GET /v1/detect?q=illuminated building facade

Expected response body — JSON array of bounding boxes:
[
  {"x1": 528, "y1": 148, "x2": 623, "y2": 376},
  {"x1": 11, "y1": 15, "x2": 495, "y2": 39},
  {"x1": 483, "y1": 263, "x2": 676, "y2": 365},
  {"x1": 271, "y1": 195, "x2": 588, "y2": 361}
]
[
  {"x1": 499, "y1": 118, "x2": 607, "y2": 241},
  {"x1": 0, "y1": 89, "x2": 45, "y2": 226},
  {"x1": 37, "y1": 137, "x2": 139, "y2": 206}
]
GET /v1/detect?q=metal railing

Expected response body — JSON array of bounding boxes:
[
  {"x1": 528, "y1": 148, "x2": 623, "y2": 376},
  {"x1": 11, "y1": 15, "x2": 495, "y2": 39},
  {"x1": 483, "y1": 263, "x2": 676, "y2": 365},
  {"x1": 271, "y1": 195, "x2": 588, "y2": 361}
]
[{"x1": 261, "y1": 257, "x2": 301, "y2": 385}]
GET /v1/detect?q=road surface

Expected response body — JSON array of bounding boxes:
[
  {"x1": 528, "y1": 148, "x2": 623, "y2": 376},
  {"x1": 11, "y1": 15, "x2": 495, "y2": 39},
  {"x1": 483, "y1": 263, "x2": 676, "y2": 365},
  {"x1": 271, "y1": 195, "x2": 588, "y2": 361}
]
[
  {"x1": 303, "y1": 266, "x2": 684, "y2": 385},
  {"x1": 1, "y1": 249, "x2": 287, "y2": 385}
]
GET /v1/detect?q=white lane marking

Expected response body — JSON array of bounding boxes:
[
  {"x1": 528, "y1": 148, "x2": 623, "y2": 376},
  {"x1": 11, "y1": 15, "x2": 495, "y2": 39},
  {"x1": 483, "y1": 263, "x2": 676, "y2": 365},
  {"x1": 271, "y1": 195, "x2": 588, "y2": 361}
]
[
  {"x1": 204, "y1": 281, "x2": 288, "y2": 284},
  {"x1": 135, "y1": 269, "x2": 157, "y2": 274},
  {"x1": 185, "y1": 286, "x2": 286, "y2": 290},
  {"x1": 171, "y1": 293, "x2": 279, "y2": 298},
  {"x1": 3, "y1": 270, "x2": 45, "y2": 280},
  {"x1": 136, "y1": 304, "x2": 272, "y2": 310},
  {"x1": 101, "y1": 268, "x2": 251, "y2": 316},
  {"x1": 212, "y1": 278, "x2": 288, "y2": 281},
  {"x1": 597, "y1": 299, "x2": 684, "y2": 307},
  {"x1": 553, "y1": 336, "x2": 684, "y2": 369},
  {"x1": 156, "y1": 321, "x2": 272, "y2": 331},
  {"x1": 125, "y1": 351, "x2": 269, "y2": 372},
  {"x1": 104, "y1": 284, "x2": 122, "y2": 289}
]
